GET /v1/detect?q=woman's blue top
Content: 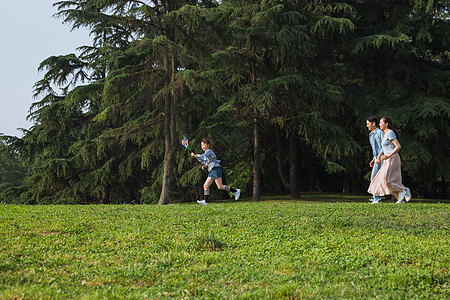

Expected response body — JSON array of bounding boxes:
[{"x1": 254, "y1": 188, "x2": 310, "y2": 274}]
[{"x1": 381, "y1": 130, "x2": 396, "y2": 154}]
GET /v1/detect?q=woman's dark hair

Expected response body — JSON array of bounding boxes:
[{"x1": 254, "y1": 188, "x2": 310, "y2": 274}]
[
  {"x1": 366, "y1": 115, "x2": 378, "y2": 124},
  {"x1": 381, "y1": 116, "x2": 400, "y2": 139}
]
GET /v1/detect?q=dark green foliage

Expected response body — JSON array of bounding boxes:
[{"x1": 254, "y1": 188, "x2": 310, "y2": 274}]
[
  {"x1": 0, "y1": 141, "x2": 26, "y2": 203},
  {"x1": 0, "y1": 0, "x2": 448, "y2": 203}
]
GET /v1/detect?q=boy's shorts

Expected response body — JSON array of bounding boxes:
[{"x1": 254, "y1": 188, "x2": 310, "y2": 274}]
[{"x1": 208, "y1": 167, "x2": 222, "y2": 180}]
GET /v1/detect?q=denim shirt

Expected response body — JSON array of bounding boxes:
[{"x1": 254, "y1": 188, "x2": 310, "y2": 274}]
[
  {"x1": 196, "y1": 149, "x2": 221, "y2": 172},
  {"x1": 369, "y1": 128, "x2": 384, "y2": 158},
  {"x1": 381, "y1": 130, "x2": 397, "y2": 155}
]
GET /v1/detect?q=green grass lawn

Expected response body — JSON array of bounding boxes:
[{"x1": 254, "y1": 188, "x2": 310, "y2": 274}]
[{"x1": 0, "y1": 194, "x2": 448, "y2": 299}]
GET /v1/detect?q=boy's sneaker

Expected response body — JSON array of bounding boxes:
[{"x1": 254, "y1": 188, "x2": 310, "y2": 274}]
[
  {"x1": 197, "y1": 200, "x2": 208, "y2": 205},
  {"x1": 396, "y1": 199, "x2": 406, "y2": 204},
  {"x1": 371, "y1": 200, "x2": 381, "y2": 204},
  {"x1": 398, "y1": 189, "x2": 407, "y2": 202},
  {"x1": 234, "y1": 189, "x2": 241, "y2": 200},
  {"x1": 374, "y1": 196, "x2": 382, "y2": 202},
  {"x1": 405, "y1": 188, "x2": 412, "y2": 202}
]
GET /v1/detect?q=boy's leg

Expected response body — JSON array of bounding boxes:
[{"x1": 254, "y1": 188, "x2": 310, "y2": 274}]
[
  {"x1": 370, "y1": 162, "x2": 382, "y2": 202},
  {"x1": 214, "y1": 177, "x2": 236, "y2": 192},
  {"x1": 198, "y1": 177, "x2": 214, "y2": 205},
  {"x1": 215, "y1": 178, "x2": 240, "y2": 200},
  {"x1": 203, "y1": 177, "x2": 214, "y2": 202}
]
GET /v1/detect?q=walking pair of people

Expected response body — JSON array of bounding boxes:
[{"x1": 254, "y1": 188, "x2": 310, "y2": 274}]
[{"x1": 366, "y1": 116, "x2": 411, "y2": 204}]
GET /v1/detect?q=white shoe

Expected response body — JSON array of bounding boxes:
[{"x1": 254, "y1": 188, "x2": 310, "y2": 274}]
[
  {"x1": 405, "y1": 188, "x2": 411, "y2": 202},
  {"x1": 398, "y1": 190, "x2": 407, "y2": 201},
  {"x1": 371, "y1": 200, "x2": 381, "y2": 204},
  {"x1": 197, "y1": 200, "x2": 208, "y2": 205},
  {"x1": 396, "y1": 199, "x2": 406, "y2": 204},
  {"x1": 234, "y1": 189, "x2": 241, "y2": 200}
]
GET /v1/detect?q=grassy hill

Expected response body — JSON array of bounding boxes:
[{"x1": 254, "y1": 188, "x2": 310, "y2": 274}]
[{"x1": 0, "y1": 194, "x2": 448, "y2": 299}]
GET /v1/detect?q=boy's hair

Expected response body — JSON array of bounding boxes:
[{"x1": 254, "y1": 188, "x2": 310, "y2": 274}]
[
  {"x1": 201, "y1": 138, "x2": 212, "y2": 146},
  {"x1": 366, "y1": 115, "x2": 378, "y2": 124}
]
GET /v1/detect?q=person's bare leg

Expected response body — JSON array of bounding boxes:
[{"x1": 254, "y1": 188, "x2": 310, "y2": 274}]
[
  {"x1": 199, "y1": 177, "x2": 214, "y2": 204},
  {"x1": 215, "y1": 177, "x2": 241, "y2": 200},
  {"x1": 204, "y1": 177, "x2": 214, "y2": 191},
  {"x1": 214, "y1": 177, "x2": 226, "y2": 190}
]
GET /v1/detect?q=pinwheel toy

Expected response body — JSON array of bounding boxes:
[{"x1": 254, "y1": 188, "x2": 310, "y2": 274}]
[{"x1": 182, "y1": 136, "x2": 189, "y2": 149}]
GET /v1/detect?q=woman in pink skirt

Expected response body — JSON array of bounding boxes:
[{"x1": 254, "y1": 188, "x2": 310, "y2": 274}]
[{"x1": 368, "y1": 116, "x2": 411, "y2": 204}]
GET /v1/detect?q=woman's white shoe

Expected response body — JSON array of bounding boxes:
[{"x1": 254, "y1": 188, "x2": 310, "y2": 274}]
[{"x1": 405, "y1": 188, "x2": 411, "y2": 201}]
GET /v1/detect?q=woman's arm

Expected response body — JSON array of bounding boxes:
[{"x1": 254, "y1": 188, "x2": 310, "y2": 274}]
[
  {"x1": 375, "y1": 152, "x2": 384, "y2": 164},
  {"x1": 382, "y1": 139, "x2": 401, "y2": 160}
]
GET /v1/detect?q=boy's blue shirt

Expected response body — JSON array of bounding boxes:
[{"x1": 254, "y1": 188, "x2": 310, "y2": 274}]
[{"x1": 369, "y1": 128, "x2": 384, "y2": 158}]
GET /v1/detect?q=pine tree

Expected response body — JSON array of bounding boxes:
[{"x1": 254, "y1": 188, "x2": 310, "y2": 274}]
[
  {"x1": 54, "y1": 0, "x2": 220, "y2": 204},
  {"x1": 0, "y1": 140, "x2": 26, "y2": 203}
]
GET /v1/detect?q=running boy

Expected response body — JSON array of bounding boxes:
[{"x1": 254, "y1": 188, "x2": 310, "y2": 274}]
[
  {"x1": 191, "y1": 138, "x2": 240, "y2": 205},
  {"x1": 366, "y1": 116, "x2": 384, "y2": 203}
]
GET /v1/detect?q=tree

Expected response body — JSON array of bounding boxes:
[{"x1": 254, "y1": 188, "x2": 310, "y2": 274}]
[
  {"x1": 54, "y1": 0, "x2": 220, "y2": 204},
  {"x1": 0, "y1": 140, "x2": 26, "y2": 203}
]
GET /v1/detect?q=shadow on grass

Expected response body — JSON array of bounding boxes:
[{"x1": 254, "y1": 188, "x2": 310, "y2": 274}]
[
  {"x1": 193, "y1": 232, "x2": 228, "y2": 251},
  {"x1": 208, "y1": 192, "x2": 449, "y2": 204}
]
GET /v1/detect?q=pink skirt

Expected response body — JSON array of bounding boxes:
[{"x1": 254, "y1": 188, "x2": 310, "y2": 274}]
[{"x1": 368, "y1": 153, "x2": 406, "y2": 200}]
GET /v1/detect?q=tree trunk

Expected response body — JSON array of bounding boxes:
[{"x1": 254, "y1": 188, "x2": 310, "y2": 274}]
[
  {"x1": 158, "y1": 92, "x2": 174, "y2": 205},
  {"x1": 275, "y1": 128, "x2": 289, "y2": 190},
  {"x1": 253, "y1": 108, "x2": 261, "y2": 202},
  {"x1": 158, "y1": 145, "x2": 175, "y2": 205},
  {"x1": 304, "y1": 147, "x2": 317, "y2": 192},
  {"x1": 445, "y1": 180, "x2": 449, "y2": 200},
  {"x1": 100, "y1": 185, "x2": 110, "y2": 204},
  {"x1": 158, "y1": 53, "x2": 177, "y2": 205},
  {"x1": 289, "y1": 133, "x2": 300, "y2": 199}
]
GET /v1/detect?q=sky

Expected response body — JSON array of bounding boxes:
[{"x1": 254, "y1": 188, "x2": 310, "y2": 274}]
[{"x1": 0, "y1": 0, "x2": 92, "y2": 137}]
